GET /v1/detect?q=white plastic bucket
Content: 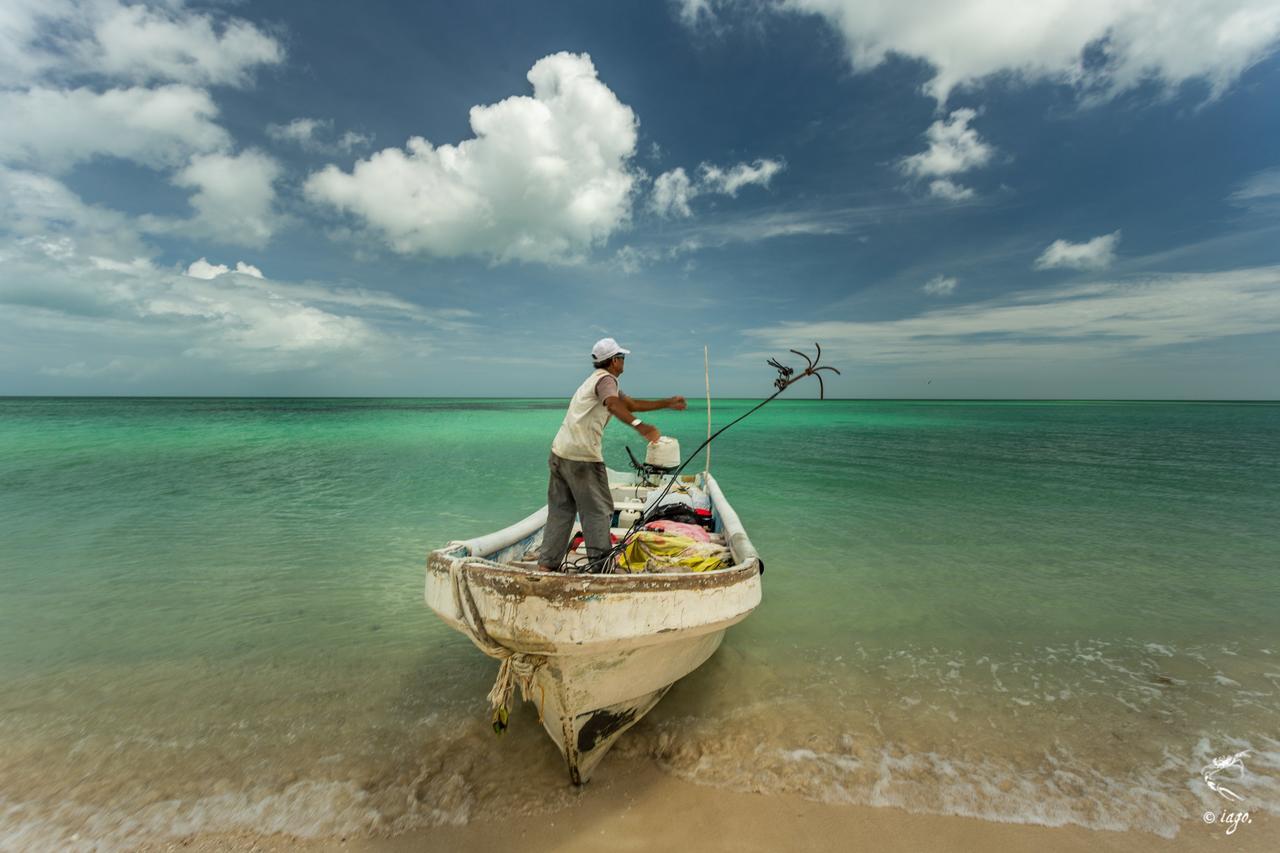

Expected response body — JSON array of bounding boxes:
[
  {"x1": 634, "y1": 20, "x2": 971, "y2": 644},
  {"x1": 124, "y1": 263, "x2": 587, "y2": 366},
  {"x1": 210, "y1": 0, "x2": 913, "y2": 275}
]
[{"x1": 646, "y1": 436, "x2": 680, "y2": 468}]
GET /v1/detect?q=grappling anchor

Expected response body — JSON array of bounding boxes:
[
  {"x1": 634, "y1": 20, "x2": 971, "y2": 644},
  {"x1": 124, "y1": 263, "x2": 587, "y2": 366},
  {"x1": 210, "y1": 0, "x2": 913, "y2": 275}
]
[{"x1": 769, "y1": 342, "x2": 841, "y2": 398}]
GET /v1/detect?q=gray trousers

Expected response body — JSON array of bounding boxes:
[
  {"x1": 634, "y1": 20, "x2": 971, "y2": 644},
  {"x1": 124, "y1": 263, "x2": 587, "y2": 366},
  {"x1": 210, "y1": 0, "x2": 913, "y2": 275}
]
[{"x1": 539, "y1": 452, "x2": 614, "y2": 569}]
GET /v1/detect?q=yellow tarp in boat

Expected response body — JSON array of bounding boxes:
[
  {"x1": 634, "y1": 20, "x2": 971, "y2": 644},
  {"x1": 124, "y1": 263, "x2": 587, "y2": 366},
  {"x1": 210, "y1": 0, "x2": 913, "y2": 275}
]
[{"x1": 618, "y1": 530, "x2": 729, "y2": 574}]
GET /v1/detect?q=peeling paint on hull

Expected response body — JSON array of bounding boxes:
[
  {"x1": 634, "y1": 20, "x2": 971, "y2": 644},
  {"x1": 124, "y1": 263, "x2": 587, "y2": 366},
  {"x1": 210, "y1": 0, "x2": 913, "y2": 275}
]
[{"x1": 424, "y1": 471, "x2": 762, "y2": 783}]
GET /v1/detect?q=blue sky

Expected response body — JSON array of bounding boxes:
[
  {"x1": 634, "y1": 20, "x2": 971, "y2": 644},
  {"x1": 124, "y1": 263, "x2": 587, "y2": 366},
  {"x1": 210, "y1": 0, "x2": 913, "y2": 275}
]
[{"x1": 2, "y1": 0, "x2": 1279, "y2": 398}]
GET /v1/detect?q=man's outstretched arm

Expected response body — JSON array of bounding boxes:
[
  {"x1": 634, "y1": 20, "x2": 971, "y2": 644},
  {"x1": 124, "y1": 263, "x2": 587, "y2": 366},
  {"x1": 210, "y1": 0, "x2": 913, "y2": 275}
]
[
  {"x1": 605, "y1": 395, "x2": 664, "y2": 443},
  {"x1": 619, "y1": 393, "x2": 687, "y2": 413}
]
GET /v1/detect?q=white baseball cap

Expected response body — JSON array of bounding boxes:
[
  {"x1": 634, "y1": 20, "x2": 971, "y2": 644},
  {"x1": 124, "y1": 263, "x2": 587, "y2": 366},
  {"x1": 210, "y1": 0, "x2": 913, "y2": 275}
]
[{"x1": 591, "y1": 337, "x2": 631, "y2": 361}]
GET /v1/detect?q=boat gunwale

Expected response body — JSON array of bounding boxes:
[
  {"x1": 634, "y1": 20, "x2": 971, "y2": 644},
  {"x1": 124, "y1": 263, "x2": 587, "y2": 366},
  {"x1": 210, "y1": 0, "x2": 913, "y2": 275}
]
[
  {"x1": 427, "y1": 549, "x2": 761, "y2": 597},
  {"x1": 427, "y1": 470, "x2": 762, "y2": 593}
]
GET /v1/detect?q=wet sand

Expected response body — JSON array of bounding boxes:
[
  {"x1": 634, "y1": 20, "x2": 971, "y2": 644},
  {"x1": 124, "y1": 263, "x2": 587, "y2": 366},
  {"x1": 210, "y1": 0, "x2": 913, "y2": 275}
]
[{"x1": 137, "y1": 759, "x2": 1273, "y2": 853}]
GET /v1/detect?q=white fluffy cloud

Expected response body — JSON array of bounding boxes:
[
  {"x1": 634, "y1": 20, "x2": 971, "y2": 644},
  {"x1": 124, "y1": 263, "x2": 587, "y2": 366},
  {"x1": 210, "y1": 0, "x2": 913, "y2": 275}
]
[
  {"x1": 747, "y1": 265, "x2": 1280, "y2": 364},
  {"x1": 143, "y1": 150, "x2": 283, "y2": 247},
  {"x1": 0, "y1": 0, "x2": 283, "y2": 88},
  {"x1": 650, "y1": 158, "x2": 785, "y2": 217},
  {"x1": 267, "y1": 118, "x2": 329, "y2": 147},
  {"x1": 0, "y1": 85, "x2": 230, "y2": 172},
  {"x1": 900, "y1": 110, "x2": 993, "y2": 177},
  {"x1": 925, "y1": 179, "x2": 974, "y2": 202},
  {"x1": 87, "y1": 1, "x2": 282, "y2": 86},
  {"x1": 185, "y1": 258, "x2": 264, "y2": 280},
  {"x1": 700, "y1": 159, "x2": 785, "y2": 196},
  {"x1": 686, "y1": 1, "x2": 1280, "y2": 103},
  {"x1": 0, "y1": 2, "x2": 284, "y2": 249},
  {"x1": 305, "y1": 52, "x2": 639, "y2": 264},
  {"x1": 923, "y1": 274, "x2": 957, "y2": 295},
  {"x1": 651, "y1": 168, "x2": 695, "y2": 218},
  {"x1": 899, "y1": 108, "x2": 992, "y2": 201},
  {"x1": 1034, "y1": 230, "x2": 1121, "y2": 271}
]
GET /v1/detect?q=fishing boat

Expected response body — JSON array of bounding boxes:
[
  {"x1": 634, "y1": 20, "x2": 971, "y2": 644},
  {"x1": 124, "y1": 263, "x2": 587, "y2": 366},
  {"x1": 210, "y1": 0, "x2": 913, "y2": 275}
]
[{"x1": 424, "y1": 466, "x2": 762, "y2": 784}]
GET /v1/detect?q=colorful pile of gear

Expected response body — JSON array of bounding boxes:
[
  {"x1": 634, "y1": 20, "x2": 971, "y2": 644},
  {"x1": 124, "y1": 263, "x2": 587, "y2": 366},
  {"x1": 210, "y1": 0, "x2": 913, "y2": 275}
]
[{"x1": 617, "y1": 528, "x2": 730, "y2": 573}]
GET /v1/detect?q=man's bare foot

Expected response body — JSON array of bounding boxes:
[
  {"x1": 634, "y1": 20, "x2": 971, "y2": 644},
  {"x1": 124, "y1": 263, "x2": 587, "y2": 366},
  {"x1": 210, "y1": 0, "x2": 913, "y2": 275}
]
[{"x1": 537, "y1": 564, "x2": 559, "y2": 573}]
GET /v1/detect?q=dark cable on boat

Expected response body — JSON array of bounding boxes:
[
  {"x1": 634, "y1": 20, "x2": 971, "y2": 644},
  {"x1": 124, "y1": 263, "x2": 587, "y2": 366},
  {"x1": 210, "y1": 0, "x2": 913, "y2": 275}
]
[{"x1": 562, "y1": 343, "x2": 839, "y2": 574}]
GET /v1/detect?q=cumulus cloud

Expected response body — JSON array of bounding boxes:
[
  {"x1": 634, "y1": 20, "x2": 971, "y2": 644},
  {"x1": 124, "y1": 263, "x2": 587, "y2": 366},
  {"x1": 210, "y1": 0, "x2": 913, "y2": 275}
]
[
  {"x1": 87, "y1": 1, "x2": 282, "y2": 86},
  {"x1": 143, "y1": 150, "x2": 283, "y2": 247},
  {"x1": 900, "y1": 110, "x2": 993, "y2": 178},
  {"x1": 923, "y1": 274, "x2": 957, "y2": 296},
  {"x1": 0, "y1": 1, "x2": 283, "y2": 251},
  {"x1": 0, "y1": 0, "x2": 283, "y2": 88},
  {"x1": 1034, "y1": 230, "x2": 1121, "y2": 271},
  {"x1": 747, "y1": 265, "x2": 1280, "y2": 364},
  {"x1": 0, "y1": 85, "x2": 230, "y2": 172},
  {"x1": 926, "y1": 179, "x2": 974, "y2": 202},
  {"x1": 898, "y1": 108, "x2": 992, "y2": 201},
  {"x1": 650, "y1": 158, "x2": 785, "y2": 217},
  {"x1": 651, "y1": 167, "x2": 695, "y2": 218},
  {"x1": 685, "y1": 1, "x2": 1280, "y2": 103},
  {"x1": 304, "y1": 52, "x2": 639, "y2": 264},
  {"x1": 185, "y1": 258, "x2": 265, "y2": 280}
]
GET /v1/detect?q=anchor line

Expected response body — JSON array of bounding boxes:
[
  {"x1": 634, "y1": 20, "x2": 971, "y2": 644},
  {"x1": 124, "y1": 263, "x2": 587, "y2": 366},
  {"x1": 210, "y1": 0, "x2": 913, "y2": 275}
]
[{"x1": 565, "y1": 343, "x2": 840, "y2": 574}]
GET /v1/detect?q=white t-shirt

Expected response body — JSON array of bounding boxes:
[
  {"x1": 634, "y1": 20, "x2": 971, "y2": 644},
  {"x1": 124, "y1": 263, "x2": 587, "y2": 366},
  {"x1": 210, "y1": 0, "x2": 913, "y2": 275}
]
[{"x1": 551, "y1": 369, "x2": 619, "y2": 462}]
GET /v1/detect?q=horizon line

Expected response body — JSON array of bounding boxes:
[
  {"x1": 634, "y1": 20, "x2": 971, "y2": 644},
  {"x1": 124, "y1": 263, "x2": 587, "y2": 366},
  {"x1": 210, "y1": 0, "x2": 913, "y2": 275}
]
[{"x1": 2, "y1": 395, "x2": 1277, "y2": 403}]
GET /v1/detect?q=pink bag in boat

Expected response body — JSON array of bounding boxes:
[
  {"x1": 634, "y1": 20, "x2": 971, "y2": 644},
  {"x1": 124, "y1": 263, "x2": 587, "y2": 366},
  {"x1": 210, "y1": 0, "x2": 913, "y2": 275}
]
[{"x1": 643, "y1": 519, "x2": 711, "y2": 542}]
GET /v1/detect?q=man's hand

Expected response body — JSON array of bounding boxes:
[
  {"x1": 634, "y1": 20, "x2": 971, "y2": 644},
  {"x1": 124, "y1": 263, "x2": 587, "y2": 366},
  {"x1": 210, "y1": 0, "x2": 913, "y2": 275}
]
[
  {"x1": 639, "y1": 423, "x2": 661, "y2": 443},
  {"x1": 668, "y1": 396, "x2": 687, "y2": 411}
]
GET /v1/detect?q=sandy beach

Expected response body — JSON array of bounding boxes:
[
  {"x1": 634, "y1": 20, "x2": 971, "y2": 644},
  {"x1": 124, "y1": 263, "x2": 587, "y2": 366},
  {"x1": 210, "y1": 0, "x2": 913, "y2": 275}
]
[{"x1": 136, "y1": 758, "x2": 1272, "y2": 853}]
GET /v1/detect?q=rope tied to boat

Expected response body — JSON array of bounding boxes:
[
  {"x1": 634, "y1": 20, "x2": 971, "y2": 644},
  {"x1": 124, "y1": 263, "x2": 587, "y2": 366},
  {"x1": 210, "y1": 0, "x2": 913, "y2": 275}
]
[
  {"x1": 447, "y1": 553, "x2": 546, "y2": 735},
  {"x1": 486, "y1": 654, "x2": 546, "y2": 734}
]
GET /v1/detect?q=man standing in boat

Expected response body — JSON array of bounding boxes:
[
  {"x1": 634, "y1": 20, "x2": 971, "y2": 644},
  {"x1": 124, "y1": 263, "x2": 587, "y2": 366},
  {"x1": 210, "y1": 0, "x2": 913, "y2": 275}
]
[{"x1": 538, "y1": 337, "x2": 687, "y2": 572}]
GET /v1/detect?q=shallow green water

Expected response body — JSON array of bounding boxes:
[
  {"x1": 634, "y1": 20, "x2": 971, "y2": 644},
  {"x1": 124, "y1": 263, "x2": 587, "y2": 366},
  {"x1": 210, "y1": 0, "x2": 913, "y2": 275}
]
[{"x1": 2, "y1": 398, "x2": 1278, "y2": 847}]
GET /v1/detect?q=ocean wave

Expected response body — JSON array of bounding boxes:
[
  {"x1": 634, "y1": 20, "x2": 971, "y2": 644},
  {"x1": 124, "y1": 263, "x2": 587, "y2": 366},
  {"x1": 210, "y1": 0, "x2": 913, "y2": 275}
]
[{"x1": 3, "y1": 638, "x2": 1277, "y2": 848}]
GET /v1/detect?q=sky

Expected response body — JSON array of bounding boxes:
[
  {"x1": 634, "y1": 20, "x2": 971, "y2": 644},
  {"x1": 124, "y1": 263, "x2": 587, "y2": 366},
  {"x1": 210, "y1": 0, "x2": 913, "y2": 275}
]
[{"x1": 2, "y1": 0, "x2": 1280, "y2": 399}]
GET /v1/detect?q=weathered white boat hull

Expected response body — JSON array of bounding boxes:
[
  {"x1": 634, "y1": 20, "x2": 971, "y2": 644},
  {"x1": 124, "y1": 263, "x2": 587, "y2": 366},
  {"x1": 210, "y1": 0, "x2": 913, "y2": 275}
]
[{"x1": 425, "y1": 471, "x2": 761, "y2": 783}]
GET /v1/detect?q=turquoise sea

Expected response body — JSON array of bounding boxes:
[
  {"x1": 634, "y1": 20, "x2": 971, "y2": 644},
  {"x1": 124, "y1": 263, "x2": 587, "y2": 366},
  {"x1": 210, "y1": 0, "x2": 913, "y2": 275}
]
[{"x1": 1, "y1": 397, "x2": 1278, "y2": 848}]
